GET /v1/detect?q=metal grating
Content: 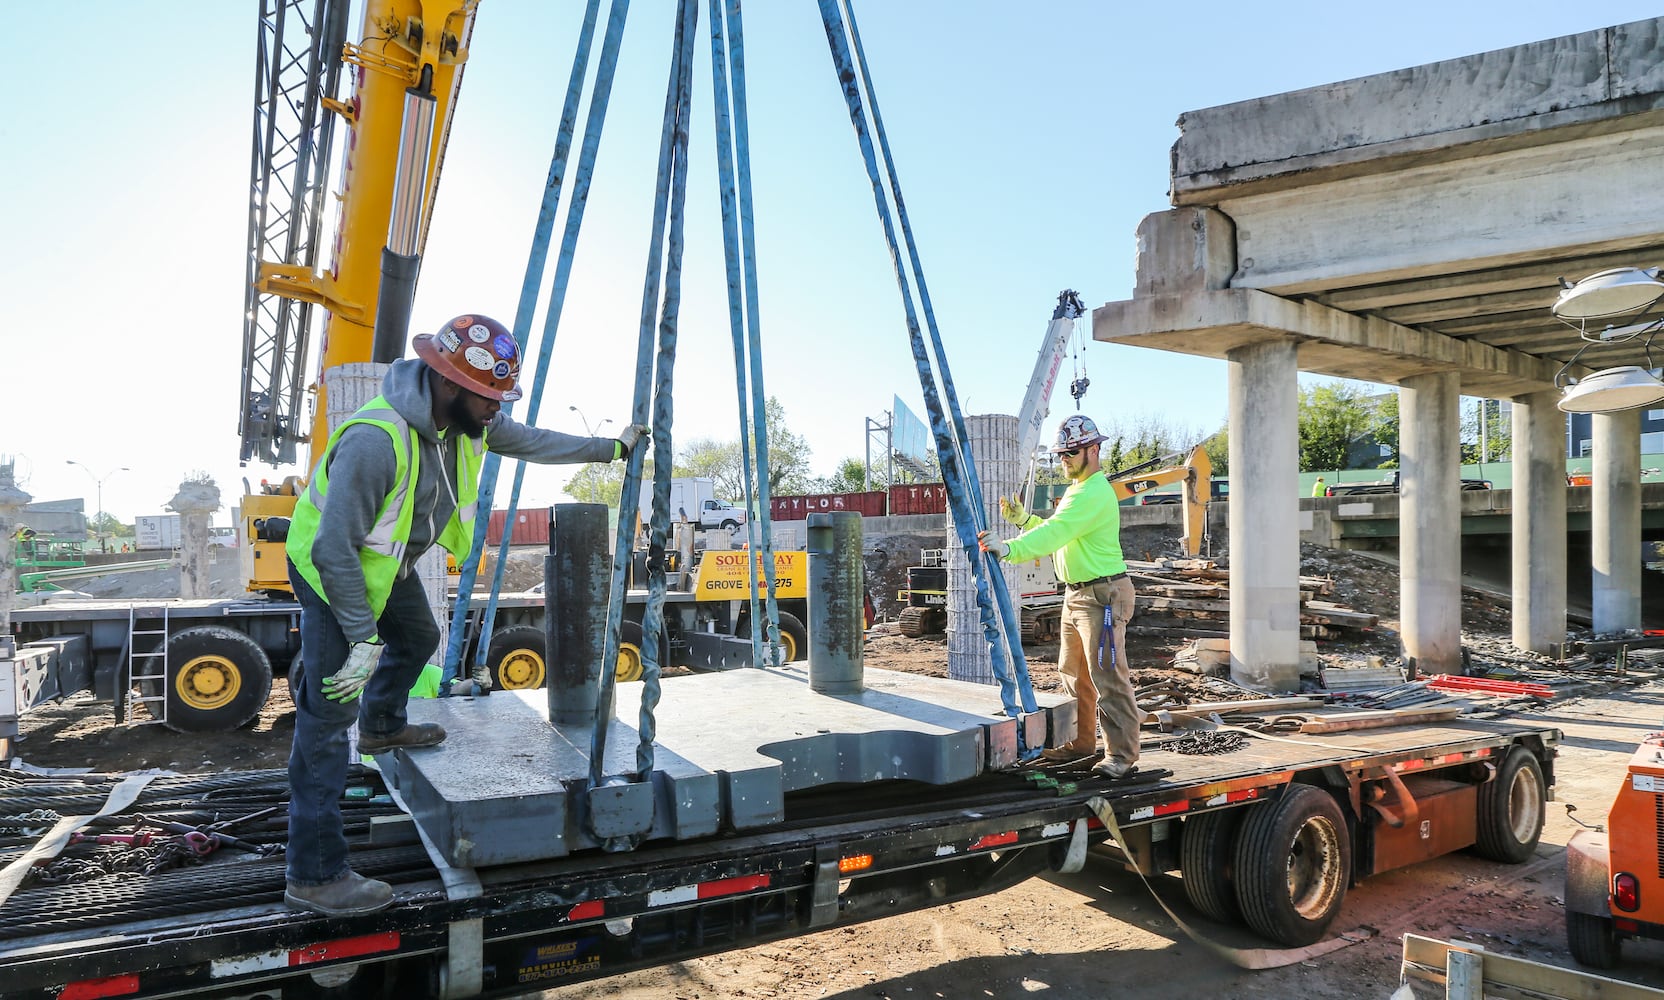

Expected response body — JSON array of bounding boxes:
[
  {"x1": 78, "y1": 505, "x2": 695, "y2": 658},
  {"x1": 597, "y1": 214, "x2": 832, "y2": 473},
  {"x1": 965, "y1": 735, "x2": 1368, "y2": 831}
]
[{"x1": 1655, "y1": 793, "x2": 1664, "y2": 879}]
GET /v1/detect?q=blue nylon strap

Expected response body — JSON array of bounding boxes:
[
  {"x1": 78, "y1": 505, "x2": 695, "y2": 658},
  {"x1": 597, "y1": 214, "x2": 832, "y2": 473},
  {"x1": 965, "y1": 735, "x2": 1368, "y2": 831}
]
[
  {"x1": 726, "y1": 0, "x2": 784, "y2": 655},
  {"x1": 634, "y1": 0, "x2": 699, "y2": 781},
  {"x1": 817, "y1": 0, "x2": 1038, "y2": 735},
  {"x1": 592, "y1": 0, "x2": 697, "y2": 790},
  {"x1": 471, "y1": 0, "x2": 634, "y2": 678},
  {"x1": 708, "y1": 0, "x2": 781, "y2": 660},
  {"x1": 440, "y1": 0, "x2": 606, "y2": 686},
  {"x1": 840, "y1": 3, "x2": 1033, "y2": 704},
  {"x1": 706, "y1": 0, "x2": 764, "y2": 654}
]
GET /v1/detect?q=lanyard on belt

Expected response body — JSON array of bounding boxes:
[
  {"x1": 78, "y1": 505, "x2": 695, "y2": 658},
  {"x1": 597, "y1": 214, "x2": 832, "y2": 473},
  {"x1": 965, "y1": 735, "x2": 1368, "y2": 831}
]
[{"x1": 1097, "y1": 601, "x2": 1117, "y2": 675}]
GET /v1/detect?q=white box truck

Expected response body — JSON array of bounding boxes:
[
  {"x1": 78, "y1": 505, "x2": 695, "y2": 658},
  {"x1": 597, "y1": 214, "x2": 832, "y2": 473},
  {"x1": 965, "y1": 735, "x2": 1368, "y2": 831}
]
[
  {"x1": 639, "y1": 478, "x2": 746, "y2": 530},
  {"x1": 134, "y1": 514, "x2": 183, "y2": 551}
]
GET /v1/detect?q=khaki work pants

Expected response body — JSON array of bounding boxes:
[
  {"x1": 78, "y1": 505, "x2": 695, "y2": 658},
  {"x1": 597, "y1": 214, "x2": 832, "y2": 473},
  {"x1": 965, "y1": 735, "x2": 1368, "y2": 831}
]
[{"x1": 1056, "y1": 576, "x2": 1140, "y2": 765}]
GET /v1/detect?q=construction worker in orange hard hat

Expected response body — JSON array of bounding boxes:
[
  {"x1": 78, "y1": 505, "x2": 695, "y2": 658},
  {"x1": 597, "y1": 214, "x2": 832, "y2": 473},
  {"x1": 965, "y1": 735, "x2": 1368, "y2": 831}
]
[
  {"x1": 281, "y1": 312, "x2": 649, "y2": 917},
  {"x1": 979, "y1": 414, "x2": 1140, "y2": 781}
]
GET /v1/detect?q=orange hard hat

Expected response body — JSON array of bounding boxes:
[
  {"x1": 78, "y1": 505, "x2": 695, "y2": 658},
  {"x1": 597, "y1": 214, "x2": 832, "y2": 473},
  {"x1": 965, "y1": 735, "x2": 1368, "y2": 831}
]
[{"x1": 413, "y1": 314, "x2": 523, "y2": 401}]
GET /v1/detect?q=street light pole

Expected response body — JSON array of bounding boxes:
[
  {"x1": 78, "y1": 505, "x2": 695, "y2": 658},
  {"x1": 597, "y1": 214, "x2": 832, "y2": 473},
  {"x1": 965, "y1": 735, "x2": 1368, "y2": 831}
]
[
  {"x1": 568, "y1": 405, "x2": 613, "y2": 438},
  {"x1": 66, "y1": 461, "x2": 130, "y2": 554}
]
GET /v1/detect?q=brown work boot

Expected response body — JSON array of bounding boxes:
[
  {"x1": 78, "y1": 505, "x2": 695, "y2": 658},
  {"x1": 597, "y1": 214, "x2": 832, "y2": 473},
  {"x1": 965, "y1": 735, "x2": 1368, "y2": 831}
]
[
  {"x1": 1092, "y1": 758, "x2": 1137, "y2": 780},
  {"x1": 285, "y1": 871, "x2": 393, "y2": 916},
  {"x1": 358, "y1": 723, "x2": 446, "y2": 754},
  {"x1": 1041, "y1": 746, "x2": 1098, "y2": 762}
]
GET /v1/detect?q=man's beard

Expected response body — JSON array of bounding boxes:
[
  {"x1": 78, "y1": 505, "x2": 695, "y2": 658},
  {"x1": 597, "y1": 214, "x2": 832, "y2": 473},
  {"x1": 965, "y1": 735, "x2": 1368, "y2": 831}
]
[{"x1": 448, "y1": 393, "x2": 489, "y2": 438}]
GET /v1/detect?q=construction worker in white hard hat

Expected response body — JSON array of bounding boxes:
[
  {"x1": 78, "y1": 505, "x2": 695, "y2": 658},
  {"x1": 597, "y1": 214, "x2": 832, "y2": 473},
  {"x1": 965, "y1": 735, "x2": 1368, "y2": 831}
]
[{"x1": 978, "y1": 414, "x2": 1140, "y2": 780}]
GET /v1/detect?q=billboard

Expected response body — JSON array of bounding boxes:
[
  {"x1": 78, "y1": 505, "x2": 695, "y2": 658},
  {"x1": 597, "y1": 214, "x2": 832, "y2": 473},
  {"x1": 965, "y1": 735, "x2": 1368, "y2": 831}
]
[{"x1": 891, "y1": 396, "x2": 935, "y2": 477}]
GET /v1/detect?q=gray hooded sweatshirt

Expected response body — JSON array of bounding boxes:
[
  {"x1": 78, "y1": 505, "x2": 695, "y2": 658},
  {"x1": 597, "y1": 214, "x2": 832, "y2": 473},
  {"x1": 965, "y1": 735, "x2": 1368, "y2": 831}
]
[{"x1": 301, "y1": 358, "x2": 619, "y2": 642}]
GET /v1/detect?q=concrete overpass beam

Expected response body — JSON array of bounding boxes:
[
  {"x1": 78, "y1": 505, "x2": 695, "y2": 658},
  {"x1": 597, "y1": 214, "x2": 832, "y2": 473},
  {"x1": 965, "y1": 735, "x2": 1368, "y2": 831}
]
[
  {"x1": 1401, "y1": 372, "x2": 1463, "y2": 673},
  {"x1": 1132, "y1": 207, "x2": 1236, "y2": 297},
  {"x1": 1510, "y1": 391, "x2": 1568, "y2": 653},
  {"x1": 1592, "y1": 410, "x2": 1643, "y2": 633},
  {"x1": 1226, "y1": 338, "x2": 1300, "y2": 692}
]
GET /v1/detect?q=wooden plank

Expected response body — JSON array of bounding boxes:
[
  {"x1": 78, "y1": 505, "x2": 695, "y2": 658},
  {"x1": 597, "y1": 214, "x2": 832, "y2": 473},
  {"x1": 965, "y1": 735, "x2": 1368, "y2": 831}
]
[
  {"x1": 1297, "y1": 706, "x2": 1465, "y2": 734},
  {"x1": 1139, "y1": 596, "x2": 1233, "y2": 614},
  {"x1": 1402, "y1": 933, "x2": 1664, "y2": 1000},
  {"x1": 1180, "y1": 697, "x2": 1323, "y2": 714}
]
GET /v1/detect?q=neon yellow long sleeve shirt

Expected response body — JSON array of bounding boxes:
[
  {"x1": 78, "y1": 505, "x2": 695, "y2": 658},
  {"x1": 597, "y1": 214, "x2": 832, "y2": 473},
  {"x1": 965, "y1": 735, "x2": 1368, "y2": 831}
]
[{"x1": 1003, "y1": 472, "x2": 1126, "y2": 583}]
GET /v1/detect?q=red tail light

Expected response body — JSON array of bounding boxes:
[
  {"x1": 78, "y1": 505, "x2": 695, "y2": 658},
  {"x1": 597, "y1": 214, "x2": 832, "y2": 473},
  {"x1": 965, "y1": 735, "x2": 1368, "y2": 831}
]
[{"x1": 1615, "y1": 872, "x2": 1641, "y2": 912}]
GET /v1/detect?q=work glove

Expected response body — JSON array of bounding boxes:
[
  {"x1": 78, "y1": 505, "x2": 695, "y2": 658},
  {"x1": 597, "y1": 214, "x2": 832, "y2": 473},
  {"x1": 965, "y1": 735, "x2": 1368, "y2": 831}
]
[
  {"x1": 977, "y1": 530, "x2": 1009, "y2": 560},
  {"x1": 616, "y1": 423, "x2": 650, "y2": 456},
  {"x1": 323, "y1": 639, "x2": 384, "y2": 703},
  {"x1": 999, "y1": 494, "x2": 1028, "y2": 527}
]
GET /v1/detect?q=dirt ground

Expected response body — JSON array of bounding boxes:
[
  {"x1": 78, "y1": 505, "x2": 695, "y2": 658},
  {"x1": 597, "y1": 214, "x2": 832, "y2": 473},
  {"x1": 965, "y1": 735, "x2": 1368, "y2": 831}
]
[{"x1": 12, "y1": 544, "x2": 1664, "y2": 999}]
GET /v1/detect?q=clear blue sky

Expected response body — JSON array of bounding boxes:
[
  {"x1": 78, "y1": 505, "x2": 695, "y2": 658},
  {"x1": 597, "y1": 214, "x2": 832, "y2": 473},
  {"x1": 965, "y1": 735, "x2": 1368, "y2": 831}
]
[{"x1": 4, "y1": 1, "x2": 1654, "y2": 525}]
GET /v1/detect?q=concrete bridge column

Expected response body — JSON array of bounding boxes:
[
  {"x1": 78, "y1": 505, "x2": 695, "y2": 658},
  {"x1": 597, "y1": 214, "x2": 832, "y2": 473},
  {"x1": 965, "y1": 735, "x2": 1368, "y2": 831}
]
[
  {"x1": 1592, "y1": 409, "x2": 1642, "y2": 633},
  {"x1": 1400, "y1": 372, "x2": 1462, "y2": 673},
  {"x1": 1226, "y1": 339, "x2": 1300, "y2": 692},
  {"x1": 1510, "y1": 391, "x2": 1568, "y2": 653}
]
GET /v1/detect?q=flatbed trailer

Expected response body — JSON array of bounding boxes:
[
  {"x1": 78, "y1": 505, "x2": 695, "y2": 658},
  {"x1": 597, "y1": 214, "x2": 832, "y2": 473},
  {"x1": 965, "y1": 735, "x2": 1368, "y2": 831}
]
[
  {"x1": 2, "y1": 579, "x2": 805, "y2": 745},
  {"x1": 0, "y1": 715, "x2": 1559, "y2": 998}
]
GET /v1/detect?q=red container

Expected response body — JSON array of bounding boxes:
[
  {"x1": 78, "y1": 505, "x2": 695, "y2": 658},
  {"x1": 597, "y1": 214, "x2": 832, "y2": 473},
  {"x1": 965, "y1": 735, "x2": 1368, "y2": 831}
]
[
  {"x1": 887, "y1": 483, "x2": 947, "y2": 515},
  {"x1": 770, "y1": 491, "x2": 887, "y2": 520},
  {"x1": 486, "y1": 506, "x2": 552, "y2": 547}
]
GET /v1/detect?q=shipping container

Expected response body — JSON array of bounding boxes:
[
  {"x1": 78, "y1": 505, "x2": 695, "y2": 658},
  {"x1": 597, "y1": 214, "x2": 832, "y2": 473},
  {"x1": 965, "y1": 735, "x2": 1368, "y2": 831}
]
[
  {"x1": 486, "y1": 507, "x2": 552, "y2": 547},
  {"x1": 887, "y1": 483, "x2": 947, "y2": 515},
  {"x1": 134, "y1": 514, "x2": 182, "y2": 551},
  {"x1": 770, "y1": 491, "x2": 886, "y2": 521}
]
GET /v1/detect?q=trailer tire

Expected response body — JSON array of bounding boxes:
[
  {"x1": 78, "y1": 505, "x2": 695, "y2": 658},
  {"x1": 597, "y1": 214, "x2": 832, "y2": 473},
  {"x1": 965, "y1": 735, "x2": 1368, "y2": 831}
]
[
  {"x1": 1567, "y1": 911, "x2": 1621, "y2": 969},
  {"x1": 1181, "y1": 809, "x2": 1242, "y2": 923},
  {"x1": 1473, "y1": 747, "x2": 1545, "y2": 863},
  {"x1": 777, "y1": 611, "x2": 808, "y2": 662},
  {"x1": 149, "y1": 626, "x2": 273, "y2": 733},
  {"x1": 485, "y1": 625, "x2": 547, "y2": 690},
  {"x1": 1234, "y1": 784, "x2": 1351, "y2": 946}
]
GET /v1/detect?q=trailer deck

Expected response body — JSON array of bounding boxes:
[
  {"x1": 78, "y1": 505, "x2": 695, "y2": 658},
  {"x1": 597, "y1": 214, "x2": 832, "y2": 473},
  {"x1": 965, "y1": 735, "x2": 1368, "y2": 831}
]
[{"x1": 0, "y1": 712, "x2": 1558, "y2": 999}]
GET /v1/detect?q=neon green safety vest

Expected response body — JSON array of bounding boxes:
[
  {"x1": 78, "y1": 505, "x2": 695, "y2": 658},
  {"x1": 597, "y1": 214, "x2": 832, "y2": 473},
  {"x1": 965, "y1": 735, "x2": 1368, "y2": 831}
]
[{"x1": 287, "y1": 395, "x2": 485, "y2": 618}]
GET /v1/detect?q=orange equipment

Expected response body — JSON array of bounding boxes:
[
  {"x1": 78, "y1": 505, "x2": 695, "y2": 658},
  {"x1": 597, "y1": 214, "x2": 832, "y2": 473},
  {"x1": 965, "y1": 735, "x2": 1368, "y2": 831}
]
[{"x1": 1565, "y1": 730, "x2": 1664, "y2": 968}]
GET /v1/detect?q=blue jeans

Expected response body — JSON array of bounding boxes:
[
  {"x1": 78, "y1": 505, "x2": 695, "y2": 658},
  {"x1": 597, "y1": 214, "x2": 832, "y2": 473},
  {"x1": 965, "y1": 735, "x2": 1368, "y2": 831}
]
[{"x1": 286, "y1": 561, "x2": 439, "y2": 885}]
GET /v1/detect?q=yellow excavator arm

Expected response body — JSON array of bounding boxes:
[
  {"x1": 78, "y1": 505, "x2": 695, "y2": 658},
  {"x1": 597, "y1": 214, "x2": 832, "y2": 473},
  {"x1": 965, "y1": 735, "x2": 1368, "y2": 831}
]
[{"x1": 1107, "y1": 444, "x2": 1213, "y2": 556}]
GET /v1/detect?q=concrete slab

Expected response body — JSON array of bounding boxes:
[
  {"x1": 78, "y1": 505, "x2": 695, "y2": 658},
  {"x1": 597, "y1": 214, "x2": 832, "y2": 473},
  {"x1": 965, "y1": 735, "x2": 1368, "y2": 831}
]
[{"x1": 395, "y1": 665, "x2": 1071, "y2": 868}]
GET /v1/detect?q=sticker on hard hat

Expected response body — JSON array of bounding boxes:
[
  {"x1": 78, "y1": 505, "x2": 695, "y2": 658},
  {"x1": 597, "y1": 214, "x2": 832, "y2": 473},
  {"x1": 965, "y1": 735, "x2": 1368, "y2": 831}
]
[
  {"x1": 493, "y1": 361, "x2": 511, "y2": 379},
  {"x1": 465, "y1": 346, "x2": 495, "y2": 371},
  {"x1": 468, "y1": 324, "x2": 492, "y2": 344},
  {"x1": 453, "y1": 315, "x2": 474, "y2": 329},
  {"x1": 492, "y1": 334, "x2": 516, "y2": 360},
  {"x1": 439, "y1": 330, "x2": 462, "y2": 352}
]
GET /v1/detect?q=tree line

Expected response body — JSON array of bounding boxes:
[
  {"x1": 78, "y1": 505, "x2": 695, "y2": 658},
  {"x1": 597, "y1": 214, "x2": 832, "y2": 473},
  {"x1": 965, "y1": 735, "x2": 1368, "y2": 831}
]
[{"x1": 564, "y1": 381, "x2": 1507, "y2": 506}]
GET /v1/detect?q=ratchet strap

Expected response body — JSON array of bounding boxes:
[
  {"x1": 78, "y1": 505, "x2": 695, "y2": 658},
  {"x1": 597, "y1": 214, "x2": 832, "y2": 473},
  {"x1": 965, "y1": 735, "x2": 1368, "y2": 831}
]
[{"x1": 0, "y1": 773, "x2": 159, "y2": 910}]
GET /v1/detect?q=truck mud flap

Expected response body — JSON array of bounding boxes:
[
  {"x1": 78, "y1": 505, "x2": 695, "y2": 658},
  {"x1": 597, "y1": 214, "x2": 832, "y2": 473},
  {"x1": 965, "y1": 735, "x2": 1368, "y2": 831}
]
[{"x1": 684, "y1": 633, "x2": 761, "y2": 670}]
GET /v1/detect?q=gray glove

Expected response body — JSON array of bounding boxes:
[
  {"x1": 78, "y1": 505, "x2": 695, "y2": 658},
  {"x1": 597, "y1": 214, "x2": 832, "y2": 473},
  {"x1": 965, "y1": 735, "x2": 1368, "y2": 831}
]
[
  {"x1": 323, "y1": 639, "x2": 384, "y2": 703},
  {"x1": 617, "y1": 423, "x2": 650, "y2": 456},
  {"x1": 977, "y1": 531, "x2": 1009, "y2": 560}
]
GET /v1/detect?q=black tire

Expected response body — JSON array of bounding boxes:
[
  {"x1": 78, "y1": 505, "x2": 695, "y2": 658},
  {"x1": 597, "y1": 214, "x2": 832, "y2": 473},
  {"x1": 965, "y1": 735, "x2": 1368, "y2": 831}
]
[
  {"x1": 285, "y1": 650, "x2": 303, "y2": 702},
  {"x1": 147, "y1": 626, "x2": 273, "y2": 733},
  {"x1": 1181, "y1": 809, "x2": 1243, "y2": 923},
  {"x1": 1567, "y1": 911, "x2": 1622, "y2": 969},
  {"x1": 617, "y1": 620, "x2": 646, "y2": 682},
  {"x1": 1234, "y1": 784, "x2": 1351, "y2": 946},
  {"x1": 776, "y1": 611, "x2": 808, "y2": 662},
  {"x1": 484, "y1": 625, "x2": 547, "y2": 690},
  {"x1": 1474, "y1": 747, "x2": 1546, "y2": 863},
  {"x1": 719, "y1": 519, "x2": 739, "y2": 531},
  {"x1": 898, "y1": 607, "x2": 931, "y2": 638}
]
